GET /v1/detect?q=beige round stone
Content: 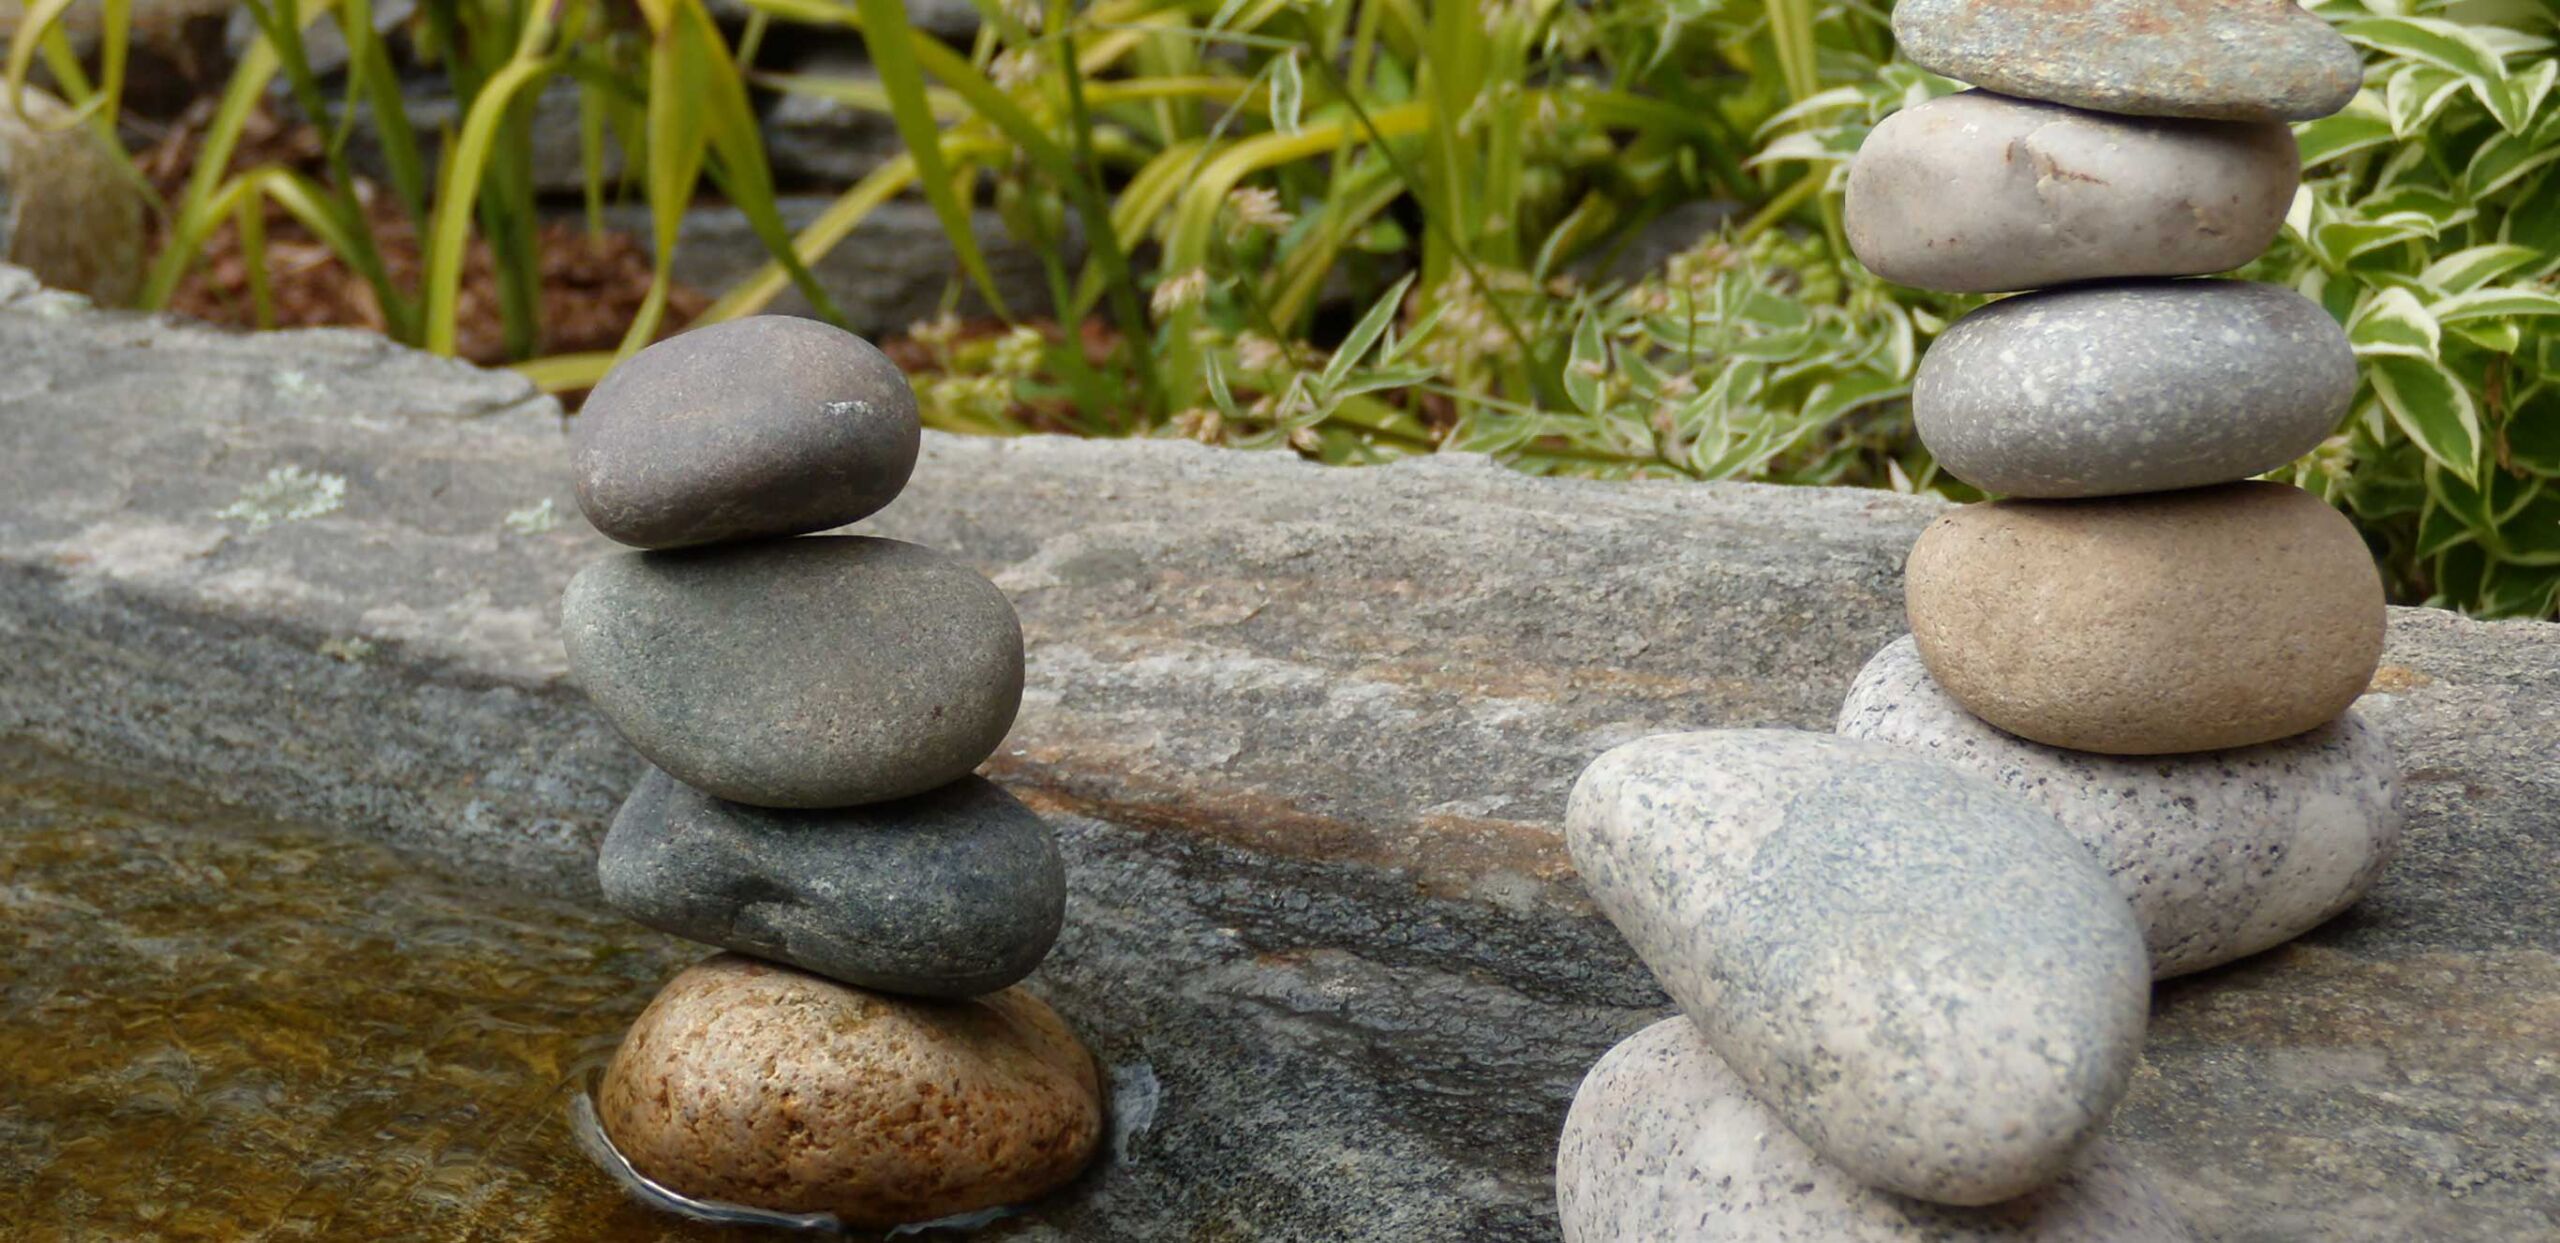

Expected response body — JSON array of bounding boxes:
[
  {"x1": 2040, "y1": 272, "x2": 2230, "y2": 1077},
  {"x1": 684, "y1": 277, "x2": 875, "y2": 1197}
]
[
  {"x1": 598, "y1": 954, "x2": 1103, "y2": 1228},
  {"x1": 1906, "y1": 482, "x2": 2384, "y2": 755}
]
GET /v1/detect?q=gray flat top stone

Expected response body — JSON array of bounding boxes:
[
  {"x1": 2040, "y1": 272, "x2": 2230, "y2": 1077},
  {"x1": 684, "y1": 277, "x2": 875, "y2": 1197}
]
[{"x1": 1, "y1": 273, "x2": 2555, "y2": 1240}]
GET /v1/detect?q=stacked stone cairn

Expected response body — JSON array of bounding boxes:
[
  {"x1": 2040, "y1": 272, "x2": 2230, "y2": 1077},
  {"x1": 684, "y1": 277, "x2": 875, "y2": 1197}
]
[
  {"x1": 1557, "y1": 3, "x2": 2399, "y2": 1238},
  {"x1": 560, "y1": 317, "x2": 1102, "y2": 1228}
]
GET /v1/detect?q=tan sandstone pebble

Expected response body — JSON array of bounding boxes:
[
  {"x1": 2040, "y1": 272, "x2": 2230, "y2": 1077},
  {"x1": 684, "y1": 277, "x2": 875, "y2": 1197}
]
[
  {"x1": 1907, "y1": 481, "x2": 2385, "y2": 755},
  {"x1": 598, "y1": 954, "x2": 1103, "y2": 1228}
]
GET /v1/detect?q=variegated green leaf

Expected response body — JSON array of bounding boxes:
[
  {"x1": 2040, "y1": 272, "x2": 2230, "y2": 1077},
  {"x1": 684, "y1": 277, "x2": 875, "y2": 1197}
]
[
  {"x1": 2434, "y1": 285, "x2": 2560, "y2": 323},
  {"x1": 1563, "y1": 311, "x2": 1607, "y2": 417},
  {"x1": 2466, "y1": 129, "x2": 2560, "y2": 199},
  {"x1": 1269, "y1": 50, "x2": 1303, "y2": 136},
  {"x1": 2296, "y1": 103, "x2": 2397, "y2": 167},
  {"x1": 2372, "y1": 356, "x2": 2485, "y2": 482},
  {"x1": 2418, "y1": 243, "x2": 2544, "y2": 292},
  {"x1": 2385, "y1": 62, "x2": 2466, "y2": 136},
  {"x1": 2350, "y1": 286, "x2": 2442, "y2": 358}
]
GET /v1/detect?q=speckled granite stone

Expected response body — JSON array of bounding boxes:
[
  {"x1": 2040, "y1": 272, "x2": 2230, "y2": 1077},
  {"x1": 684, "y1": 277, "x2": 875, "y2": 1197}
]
[
  {"x1": 1566, "y1": 730, "x2": 2150, "y2": 1205},
  {"x1": 1913, "y1": 281, "x2": 2354, "y2": 498},
  {"x1": 1891, "y1": 0, "x2": 2364, "y2": 122},
  {"x1": 1838, "y1": 637, "x2": 2402, "y2": 979},
  {"x1": 1847, "y1": 92, "x2": 2299, "y2": 294},
  {"x1": 572, "y1": 315, "x2": 920, "y2": 550},
  {"x1": 1906, "y1": 482, "x2": 2386, "y2": 755},
  {"x1": 599, "y1": 954, "x2": 1103, "y2": 1229},
  {"x1": 562, "y1": 536, "x2": 1024, "y2": 808},
  {"x1": 599, "y1": 767, "x2": 1065, "y2": 997},
  {"x1": 1558, "y1": 1018, "x2": 2193, "y2": 1242}
]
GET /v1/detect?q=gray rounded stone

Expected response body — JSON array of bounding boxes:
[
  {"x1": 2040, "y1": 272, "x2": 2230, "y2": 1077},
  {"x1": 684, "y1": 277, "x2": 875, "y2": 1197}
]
[
  {"x1": 1839, "y1": 636, "x2": 2403, "y2": 979},
  {"x1": 1558, "y1": 1018, "x2": 2194, "y2": 1242},
  {"x1": 1892, "y1": 0, "x2": 2364, "y2": 122},
  {"x1": 1847, "y1": 91, "x2": 2299, "y2": 294},
  {"x1": 599, "y1": 767, "x2": 1064, "y2": 997},
  {"x1": 1566, "y1": 730, "x2": 2150, "y2": 1206},
  {"x1": 562, "y1": 536, "x2": 1024, "y2": 808},
  {"x1": 572, "y1": 315, "x2": 921, "y2": 550},
  {"x1": 1914, "y1": 280, "x2": 2355, "y2": 498}
]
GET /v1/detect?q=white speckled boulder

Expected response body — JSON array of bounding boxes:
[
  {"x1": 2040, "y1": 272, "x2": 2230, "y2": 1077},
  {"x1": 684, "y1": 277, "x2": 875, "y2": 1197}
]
[
  {"x1": 1558, "y1": 1018, "x2": 2194, "y2": 1242},
  {"x1": 1838, "y1": 637, "x2": 2403, "y2": 978},
  {"x1": 1565, "y1": 730, "x2": 2151, "y2": 1205}
]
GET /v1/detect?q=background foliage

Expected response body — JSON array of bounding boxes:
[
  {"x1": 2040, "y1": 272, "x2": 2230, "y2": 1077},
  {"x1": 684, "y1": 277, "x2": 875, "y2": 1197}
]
[{"x1": 10, "y1": 0, "x2": 2558, "y2": 615}]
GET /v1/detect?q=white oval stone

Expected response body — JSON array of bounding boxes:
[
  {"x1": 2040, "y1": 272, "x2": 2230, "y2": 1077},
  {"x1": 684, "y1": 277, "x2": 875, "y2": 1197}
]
[
  {"x1": 1838, "y1": 636, "x2": 2402, "y2": 979},
  {"x1": 1847, "y1": 91, "x2": 2299, "y2": 294},
  {"x1": 1559, "y1": 1018, "x2": 2194, "y2": 1242},
  {"x1": 1566, "y1": 730, "x2": 2151, "y2": 1205}
]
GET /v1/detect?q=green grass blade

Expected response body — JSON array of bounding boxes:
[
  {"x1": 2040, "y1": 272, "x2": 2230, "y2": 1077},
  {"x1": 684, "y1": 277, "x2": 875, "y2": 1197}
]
[
  {"x1": 424, "y1": 49, "x2": 560, "y2": 355},
  {"x1": 679, "y1": 0, "x2": 849, "y2": 325},
  {"x1": 855, "y1": 0, "x2": 1010, "y2": 318}
]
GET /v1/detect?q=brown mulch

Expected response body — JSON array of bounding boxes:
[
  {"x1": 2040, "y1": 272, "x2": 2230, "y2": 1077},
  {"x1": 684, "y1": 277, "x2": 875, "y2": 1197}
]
[{"x1": 139, "y1": 98, "x2": 703, "y2": 366}]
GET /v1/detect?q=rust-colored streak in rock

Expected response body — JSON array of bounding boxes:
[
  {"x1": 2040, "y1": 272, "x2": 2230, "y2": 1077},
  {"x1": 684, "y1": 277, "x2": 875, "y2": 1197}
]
[{"x1": 993, "y1": 749, "x2": 1574, "y2": 897}]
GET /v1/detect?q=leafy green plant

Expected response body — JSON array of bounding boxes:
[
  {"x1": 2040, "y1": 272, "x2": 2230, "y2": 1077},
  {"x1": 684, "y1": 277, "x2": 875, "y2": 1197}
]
[
  {"x1": 2265, "y1": 0, "x2": 2560, "y2": 617},
  {"x1": 678, "y1": 0, "x2": 1916, "y2": 478},
  {"x1": 7, "y1": 0, "x2": 843, "y2": 359}
]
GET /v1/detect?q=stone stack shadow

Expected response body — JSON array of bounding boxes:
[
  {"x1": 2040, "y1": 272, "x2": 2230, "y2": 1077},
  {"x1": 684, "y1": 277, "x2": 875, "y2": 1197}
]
[
  {"x1": 1558, "y1": 2, "x2": 2397, "y2": 1238},
  {"x1": 559, "y1": 316, "x2": 1102, "y2": 1229}
]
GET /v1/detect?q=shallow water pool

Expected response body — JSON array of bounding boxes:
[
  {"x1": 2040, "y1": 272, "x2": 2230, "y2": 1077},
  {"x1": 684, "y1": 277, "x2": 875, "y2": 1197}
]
[{"x1": 0, "y1": 744, "x2": 864, "y2": 1240}]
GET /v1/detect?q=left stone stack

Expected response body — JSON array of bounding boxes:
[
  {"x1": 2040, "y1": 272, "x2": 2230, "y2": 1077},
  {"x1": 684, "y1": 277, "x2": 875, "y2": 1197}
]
[{"x1": 559, "y1": 316, "x2": 1102, "y2": 1228}]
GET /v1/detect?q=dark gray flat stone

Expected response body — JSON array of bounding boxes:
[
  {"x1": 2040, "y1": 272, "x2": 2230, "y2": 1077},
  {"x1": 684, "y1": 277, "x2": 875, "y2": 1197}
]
[
  {"x1": 600, "y1": 767, "x2": 1065, "y2": 998},
  {"x1": 0, "y1": 269, "x2": 2555, "y2": 1239},
  {"x1": 1892, "y1": 0, "x2": 2364, "y2": 122}
]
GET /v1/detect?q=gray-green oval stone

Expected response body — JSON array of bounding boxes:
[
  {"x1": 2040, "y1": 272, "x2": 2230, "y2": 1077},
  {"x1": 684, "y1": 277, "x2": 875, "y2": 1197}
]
[{"x1": 562, "y1": 536, "x2": 1024, "y2": 808}]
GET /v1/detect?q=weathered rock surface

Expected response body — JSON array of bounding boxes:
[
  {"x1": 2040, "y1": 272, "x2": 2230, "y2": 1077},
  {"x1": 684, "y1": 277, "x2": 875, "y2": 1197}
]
[
  {"x1": 600, "y1": 767, "x2": 1065, "y2": 997},
  {"x1": 1908, "y1": 482, "x2": 2387, "y2": 754},
  {"x1": 1839, "y1": 636, "x2": 2402, "y2": 978},
  {"x1": 1913, "y1": 280, "x2": 2355, "y2": 498},
  {"x1": 1847, "y1": 92, "x2": 2299, "y2": 293},
  {"x1": 1567, "y1": 730, "x2": 2150, "y2": 1205},
  {"x1": 562, "y1": 537, "x2": 1023, "y2": 807},
  {"x1": 599, "y1": 954, "x2": 1102, "y2": 1229},
  {"x1": 572, "y1": 315, "x2": 920, "y2": 549},
  {"x1": 1892, "y1": 0, "x2": 2365, "y2": 122},
  {"x1": 1558, "y1": 1018, "x2": 2192, "y2": 1242},
  {"x1": 2, "y1": 272, "x2": 2557, "y2": 1238}
]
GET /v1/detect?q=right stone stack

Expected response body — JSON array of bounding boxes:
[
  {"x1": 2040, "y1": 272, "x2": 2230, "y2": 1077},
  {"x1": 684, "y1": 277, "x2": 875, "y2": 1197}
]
[{"x1": 1841, "y1": 0, "x2": 2405, "y2": 980}]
